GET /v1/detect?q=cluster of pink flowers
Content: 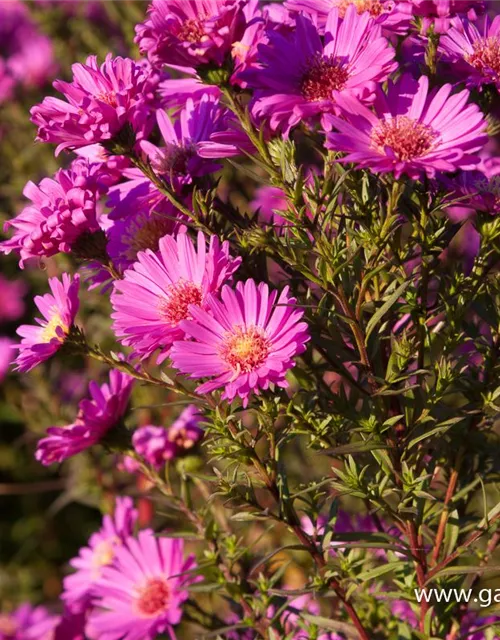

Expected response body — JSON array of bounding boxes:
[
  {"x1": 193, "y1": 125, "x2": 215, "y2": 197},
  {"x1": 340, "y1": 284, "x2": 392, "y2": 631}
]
[{"x1": 0, "y1": 498, "x2": 196, "y2": 640}]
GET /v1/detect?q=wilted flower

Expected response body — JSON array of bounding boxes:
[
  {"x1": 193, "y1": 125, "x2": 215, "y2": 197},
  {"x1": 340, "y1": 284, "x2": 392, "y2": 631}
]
[
  {"x1": 325, "y1": 74, "x2": 488, "y2": 179},
  {"x1": 111, "y1": 230, "x2": 241, "y2": 360},
  {"x1": 135, "y1": 0, "x2": 248, "y2": 68},
  {"x1": 245, "y1": 6, "x2": 396, "y2": 134},
  {"x1": 13, "y1": 273, "x2": 79, "y2": 373},
  {"x1": 35, "y1": 369, "x2": 134, "y2": 465},
  {"x1": 170, "y1": 279, "x2": 310, "y2": 406},
  {"x1": 62, "y1": 497, "x2": 138, "y2": 613},
  {"x1": 88, "y1": 531, "x2": 196, "y2": 640},
  {"x1": 31, "y1": 55, "x2": 155, "y2": 154}
]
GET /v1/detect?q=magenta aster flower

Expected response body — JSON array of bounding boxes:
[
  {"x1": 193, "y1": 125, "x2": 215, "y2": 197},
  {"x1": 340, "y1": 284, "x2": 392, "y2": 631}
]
[
  {"x1": 440, "y1": 15, "x2": 500, "y2": 91},
  {"x1": 0, "y1": 338, "x2": 13, "y2": 384},
  {"x1": 31, "y1": 55, "x2": 155, "y2": 154},
  {"x1": 0, "y1": 159, "x2": 108, "y2": 266},
  {"x1": 0, "y1": 275, "x2": 26, "y2": 323},
  {"x1": 245, "y1": 6, "x2": 397, "y2": 134},
  {"x1": 13, "y1": 273, "x2": 79, "y2": 373},
  {"x1": 62, "y1": 497, "x2": 138, "y2": 613},
  {"x1": 111, "y1": 230, "x2": 241, "y2": 360},
  {"x1": 441, "y1": 166, "x2": 500, "y2": 218},
  {"x1": 325, "y1": 74, "x2": 488, "y2": 179},
  {"x1": 0, "y1": 603, "x2": 59, "y2": 640},
  {"x1": 88, "y1": 530, "x2": 196, "y2": 640},
  {"x1": 35, "y1": 369, "x2": 134, "y2": 465},
  {"x1": 410, "y1": 0, "x2": 484, "y2": 32},
  {"x1": 132, "y1": 406, "x2": 203, "y2": 468},
  {"x1": 132, "y1": 425, "x2": 177, "y2": 468},
  {"x1": 170, "y1": 279, "x2": 310, "y2": 406},
  {"x1": 135, "y1": 0, "x2": 248, "y2": 68},
  {"x1": 54, "y1": 609, "x2": 86, "y2": 640},
  {"x1": 284, "y1": 0, "x2": 413, "y2": 36},
  {"x1": 141, "y1": 94, "x2": 250, "y2": 188},
  {"x1": 168, "y1": 404, "x2": 204, "y2": 455},
  {"x1": 250, "y1": 185, "x2": 289, "y2": 227},
  {"x1": 107, "y1": 203, "x2": 186, "y2": 273}
]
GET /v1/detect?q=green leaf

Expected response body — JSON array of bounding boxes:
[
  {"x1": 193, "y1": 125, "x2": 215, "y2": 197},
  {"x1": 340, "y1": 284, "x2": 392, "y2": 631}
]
[{"x1": 365, "y1": 280, "x2": 410, "y2": 343}]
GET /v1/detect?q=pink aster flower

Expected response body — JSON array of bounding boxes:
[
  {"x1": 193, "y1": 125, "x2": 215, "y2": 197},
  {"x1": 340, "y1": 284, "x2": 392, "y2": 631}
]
[
  {"x1": 0, "y1": 159, "x2": 109, "y2": 267},
  {"x1": 111, "y1": 230, "x2": 241, "y2": 360},
  {"x1": 62, "y1": 496, "x2": 138, "y2": 613},
  {"x1": 107, "y1": 203, "x2": 186, "y2": 273},
  {"x1": 168, "y1": 404, "x2": 204, "y2": 455},
  {"x1": 170, "y1": 279, "x2": 310, "y2": 406},
  {"x1": 141, "y1": 94, "x2": 250, "y2": 188},
  {"x1": 13, "y1": 273, "x2": 79, "y2": 373},
  {"x1": 0, "y1": 338, "x2": 13, "y2": 384},
  {"x1": 54, "y1": 609, "x2": 86, "y2": 640},
  {"x1": 88, "y1": 530, "x2": 196, "y2": 640},
  {"x1": 284, "y1": 0, "x2": 413, "y2": 36},
  {"x1": 245, "y1": 6, "x2": 397, "y2": 134},
  {"x1": 441, "y1": 164, "x2": 500, "y2": 218},
  {"x1": 35, "y1": 369, "x2": 134, "y2": 465},
  {"x1": 132, "y1": 425, "x2": 177, "y2": 468},
  {"x1": 31, "y1": 55, "x2": 155, "y2": 154},
  {"x1": 250, "y1": 185, "x2": 289, "y2": 227},
  {"x1": 325, "y1": 74, "x2": 488, "y2": 179},
  {"x1": 410, "y1": 0, "x2": 484, "y2": 32},
  {"x1": 0, "y1": 275, "x2": 26, "y2": 323},
  {"x1": 132, "y1": 406, "x2": 203, "y2": 469},
  {"x1": 440, "y1": 15, "x2": 500, "y2": 90},
  {"x1": 0, "y1": 603, "x2": 59, "y2": 640},
  {"x1": 135, "y1": 0, "x2": 248, "y2": 68}
]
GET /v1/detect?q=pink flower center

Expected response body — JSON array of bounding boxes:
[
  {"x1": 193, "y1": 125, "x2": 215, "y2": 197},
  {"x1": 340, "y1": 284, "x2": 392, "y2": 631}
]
[
  {"x1": 466, "y1": 36, "x2": 500, "y2": 80},
  {"x1": 40, "y1": 309, "x2": 68, "y2": 343},
  {"x1": 135, "y1": 577, "x2": 170, "y2": 617},
  {"x1": 301, "y1": 54, "x2": 350, "y2": 102},
  {"x1": 331, "y1": 0, "x2": 389, "y2": 17},
  {"x1": 176, "y1": 18, "x2": 206, "y2": 43},
  {"x1": 158, "y1": 280, "x2": 203, "y2": 327},
  {"x1": 370, "y1": 116, "x2": 438, "y2": 161},
  {"x1": 220, "y1": 326, "x2": 270, "y2": 373},
  {"x1": 124, "y1": 215, "x2": 173, "y2": 260},
  {"x1": 0, "y1": 615, "x2": 17, "y2": 636}
]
